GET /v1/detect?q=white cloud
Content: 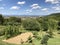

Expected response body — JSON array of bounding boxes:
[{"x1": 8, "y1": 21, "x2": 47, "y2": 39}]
[
  {"x1": 26, "y1": 4, "x2": 41, "y2": 13},
  {"x1": 52, "y1": 4, "x2": 60, "y2": 11},
  {"x1": 10, "y1": 6, "x2": 20, "y2": 10},
  {"x1": 45, "y1": 0, "x2": 60, "y2": 4},
  {"x1": 31, "y1": 4, "x2": 38, "y2": 7},
  {"x1": 26, "y1": 9, "x2": 32, "y2": 13},
  {"x1": 42, "y1": 8, "x2": 48, "y2": 11},
  {"x1": 17, "y1": 1, "x2": 25, "y2": 5},
  {"x1": 52, "y1": 6, "x2": 60, "y2": 10},
  {"x1": 31, "y1": 4, "x2": 41, "y2": 9},
  {"x1": 32, "y1": 6, "x2": 41, "y2": 9},
  {"x1": 0, "y1": 7, "x2": 4, "y2": 9}
]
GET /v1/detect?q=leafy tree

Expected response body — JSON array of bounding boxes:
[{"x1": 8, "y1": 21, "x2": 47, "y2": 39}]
[
  {"x1": 3, "y1": 18, "x2": 9, "y2": 25},
  {"x1": 57, "y1": 22, "x2": 60, "y2": 34},
  {"x1": 22, "y1": 19, "x2": 40, "y2": 31},
  {"x1": 57, "y1": 22, "x2": 60, "y2": 30},
  {"x1": 4, "y1": 17, "x2": 21, "y2": 25},
  {"x1": 36, "y1": 17, "x2": 48, "y2": 31},
  {"x1": 48, "y1": 19, "x2": 57, "y2": 30},
  {"x1": 8, "y1": 17, "x2": 21, "y2": 23},
  {"x1": 0, "y1": 14, "x2": 4, "y2": 24}
]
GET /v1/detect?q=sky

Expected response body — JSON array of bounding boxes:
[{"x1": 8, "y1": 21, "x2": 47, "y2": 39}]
[{"x1": 0, "y1": 0, "x2": 60, "y2": 16}]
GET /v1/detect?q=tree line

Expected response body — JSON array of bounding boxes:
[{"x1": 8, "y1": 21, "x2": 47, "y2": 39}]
[{"x1": 0, "y1": 13, "x2": 60, "y2": 39}]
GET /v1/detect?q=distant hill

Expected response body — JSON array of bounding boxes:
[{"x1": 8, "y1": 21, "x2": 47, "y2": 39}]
[
  {"x1": 48, "y1": 13, "x2": 60, "y2": 16},
  {"x1": 2, "y1": 13, "x2": 60, "y2": 20},
  {"x1": 43, "y1": 13, "x2": 60, "y2": 21}
]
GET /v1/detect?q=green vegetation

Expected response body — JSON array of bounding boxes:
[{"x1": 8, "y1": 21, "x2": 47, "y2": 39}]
[
  {"x1": 0, "y1": 14, "x2": 4, "y2": 24},
  {"x1": 0, "y1": 13, "x2": 60, "y2": 45},
  {"x1": 5, "y1": 25, "x2": 21, "y2": 39},
  {"x1": 41, "y1": 35, "x2": 50, "y2": 45},
  {"x1": 22, "y1": 19, "x2": 40, "y2": 31}
]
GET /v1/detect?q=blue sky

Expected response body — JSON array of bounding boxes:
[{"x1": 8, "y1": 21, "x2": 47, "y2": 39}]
[{"x1": 0, "y1": 0, "x2": 60, "y2": 16}]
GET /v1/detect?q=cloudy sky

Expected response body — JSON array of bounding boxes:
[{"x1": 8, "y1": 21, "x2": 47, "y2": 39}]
[{"x1": 0, "y1": 0, "x2": 60, "y2": 16}]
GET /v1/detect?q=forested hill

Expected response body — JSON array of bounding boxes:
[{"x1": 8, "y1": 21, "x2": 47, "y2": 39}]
[
  {"x1": 48, "y1": 13, "x2": 60, "y2": 17},
  {"x1": 43, "y1": 13, "x2": 60, "y2": 21}
]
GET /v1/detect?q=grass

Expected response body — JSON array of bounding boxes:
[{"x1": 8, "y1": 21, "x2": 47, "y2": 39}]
[
  {"x1": 48, "y1": 32, "x2": 60, "y2": 45},
  {"x1": 26, "y1": 31, "x2": 60, "y2": 45},
  {"x1": 0, "y1": 36, "x2": 16, "y2": 45},
  {"x1": 0, "y1": 26, "x2": 60, "y2": 45}
]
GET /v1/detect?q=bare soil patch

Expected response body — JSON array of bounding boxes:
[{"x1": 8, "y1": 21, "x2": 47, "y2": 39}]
[{"x1": 3, "y1": 32, "x2": 33, "y2": 44}]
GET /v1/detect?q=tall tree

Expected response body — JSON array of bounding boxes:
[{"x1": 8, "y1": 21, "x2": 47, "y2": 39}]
[{"x1": 0, "y1": 14, "x2": 4, "y2": 24}]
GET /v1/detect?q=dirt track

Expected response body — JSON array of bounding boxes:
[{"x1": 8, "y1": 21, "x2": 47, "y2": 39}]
[{"x1": 3, "y1": 32, "x2": 33, "y2": 44}]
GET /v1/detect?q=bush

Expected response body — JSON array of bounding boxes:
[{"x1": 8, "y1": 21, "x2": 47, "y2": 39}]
[
  {"x1": 57, "y1": 30, "x2": 60, "y2": 34},
  {"x1": 35, "y1": 36, "x2": 41, "y2": 40},
  {"x1": 32, "y1": 31, "x2": 41, "y2": 40},
  {"x1": 21, "y1": 39, "x2": 24, "y2": 44},
  {"x1": 22, "y1": 19, "x2": 40, "y2": 31},
  {"x1": 46, "y1": 30, "x2": 53, "y2": 38},
  {"x1": 41, "y1": 35, "x2": 49, "y2": 45},
  {"x1": 0, "y1": 29, "x2": 5, "y2": 36},
  {"x1": 33, "y1": 31, "x2": 38, "y2": 36}
]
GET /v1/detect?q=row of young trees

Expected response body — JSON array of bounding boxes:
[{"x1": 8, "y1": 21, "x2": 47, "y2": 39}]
[{"x1": 5, "y1": 25, "x2": 21, "y2": 39}]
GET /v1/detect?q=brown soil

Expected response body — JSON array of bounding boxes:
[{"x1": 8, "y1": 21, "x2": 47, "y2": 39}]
[{"x1": 3, "y1": 32, "x2": 33, "y2": 44}]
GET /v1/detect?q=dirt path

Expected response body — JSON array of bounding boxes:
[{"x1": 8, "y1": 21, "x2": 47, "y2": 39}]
[{"x1": 3, "y1": 32, "x2": 33, "y2": 44}]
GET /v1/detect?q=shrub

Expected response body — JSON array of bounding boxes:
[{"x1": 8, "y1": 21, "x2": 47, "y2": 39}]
[
  {"x1": 0, "y1": 29, "x2": 5, "y2": 36},
  {"x1": 41, "y1": 35, "x2": 49, "y2": 45},
  {"x1": 28, "y1": 36, "x2": 33, "y2": 43},
  {"x1": 21, "y1": 39, "x2": 24, "y2": 44},
  {"x1": 57, "y1": 30, "x2": 60, "y2": 34},
  {"x1": 32, "y1": 31, "x2": 41, "y2": 40},
  {"x1": 35, "y1": 36, "x2": 41, "y2": 40},
  {"x1": 33, "y1": 31, "x2": 38, "y2": 36},
  {"x1": 46, "y1": 30, "x2": 53, "y2": 38}
]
